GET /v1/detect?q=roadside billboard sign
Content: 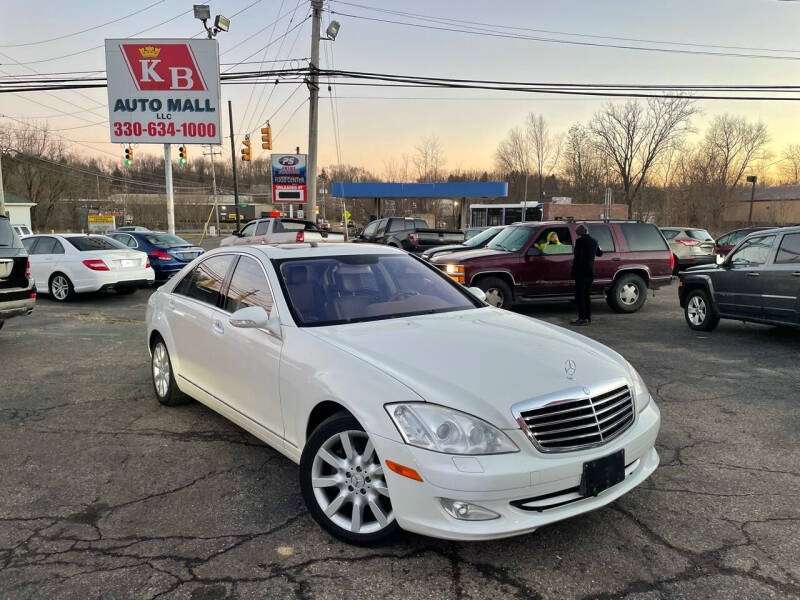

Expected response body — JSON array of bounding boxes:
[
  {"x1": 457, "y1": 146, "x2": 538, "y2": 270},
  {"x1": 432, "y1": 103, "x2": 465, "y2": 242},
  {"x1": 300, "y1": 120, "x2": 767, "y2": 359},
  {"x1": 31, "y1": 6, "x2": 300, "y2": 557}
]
[
  {"x1": 87, "y1": 215, "x2": 115, "y2": 234},
  {"x1": 271, "y1": 154, "x2": 307, "y2": 204},
  {"x1": 104, "y1": 39, "x2": 221, "y2": 145}
]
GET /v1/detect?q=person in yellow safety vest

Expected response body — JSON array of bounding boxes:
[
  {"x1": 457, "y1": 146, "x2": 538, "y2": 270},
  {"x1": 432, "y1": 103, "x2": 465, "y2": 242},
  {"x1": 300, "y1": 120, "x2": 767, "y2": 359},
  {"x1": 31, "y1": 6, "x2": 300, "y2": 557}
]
[{"x1": 539, "y1": 231, "x2": 563, "y2": 251}]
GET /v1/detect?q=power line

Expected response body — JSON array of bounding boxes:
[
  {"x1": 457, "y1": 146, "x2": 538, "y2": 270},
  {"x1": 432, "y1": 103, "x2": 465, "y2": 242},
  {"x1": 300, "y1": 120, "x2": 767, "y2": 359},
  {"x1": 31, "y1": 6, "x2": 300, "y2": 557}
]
[
  {"x1": 334, "y1": 1, "x2": 800, "y2": 56},
  {"x1": 332, "y1": 9, "x2": 800, "y2": 62},
  {"x1": 0, "y1": 1, "x2": 166, "y2": 48}
]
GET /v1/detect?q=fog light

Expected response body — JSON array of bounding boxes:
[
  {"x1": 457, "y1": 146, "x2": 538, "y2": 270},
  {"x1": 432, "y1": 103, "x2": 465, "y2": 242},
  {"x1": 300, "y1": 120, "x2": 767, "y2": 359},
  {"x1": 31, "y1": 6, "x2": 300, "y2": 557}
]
[{"x1": 439, "y1": 498, "x2": 500, "y2": 521}]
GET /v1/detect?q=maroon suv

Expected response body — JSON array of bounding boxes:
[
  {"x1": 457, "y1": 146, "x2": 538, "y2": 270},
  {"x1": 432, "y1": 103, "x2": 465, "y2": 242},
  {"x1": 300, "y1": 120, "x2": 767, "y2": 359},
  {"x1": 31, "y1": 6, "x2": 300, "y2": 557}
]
[{"x1": 431, "y1": 220, "x2": 673, "y2": 313}]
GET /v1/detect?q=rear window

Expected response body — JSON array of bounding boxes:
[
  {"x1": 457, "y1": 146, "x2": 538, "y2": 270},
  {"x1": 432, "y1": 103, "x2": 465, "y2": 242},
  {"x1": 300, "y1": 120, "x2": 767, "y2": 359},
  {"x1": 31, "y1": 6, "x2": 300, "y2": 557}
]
[
  {"x1": 143, "y1": 233, "x2": 189, "y2": 247},
  {"x1": 0, "y1": 219, "x2": 23, "y2": 248},
  {"x1": 620, "y1": 223, "x2": 668, "y2": 252},
  {"x1": 661, "y1": 229, "x2": 680, "y2": 240},
  {"x1": 686, "y1": 229, "x2": 713, "y2": 241},
  {"x1": 66, "y1": 236, "x2": 127, "y2": 251},
  {"x1": 279, "y1": 219, "x2": 317, "y2": 232}
]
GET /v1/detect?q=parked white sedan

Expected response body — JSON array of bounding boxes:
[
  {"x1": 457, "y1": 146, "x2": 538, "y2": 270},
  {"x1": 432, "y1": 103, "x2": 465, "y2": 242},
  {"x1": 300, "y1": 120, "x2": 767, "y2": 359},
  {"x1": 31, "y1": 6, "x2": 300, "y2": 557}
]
[
  {"x1": 23, "y1": 234, "x2": 154, "y2": 301},
  {"x1": 146, "y1": 243, "x2": 660, "y2": 544}
]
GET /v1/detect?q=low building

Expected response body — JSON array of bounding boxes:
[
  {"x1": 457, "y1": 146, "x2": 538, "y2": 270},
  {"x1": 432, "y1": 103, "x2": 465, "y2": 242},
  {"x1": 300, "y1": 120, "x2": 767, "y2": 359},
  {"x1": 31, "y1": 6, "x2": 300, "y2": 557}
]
[
  {"x1": 1, "y1": 193, "x2": 36, "y2": 229},
  {"x1": 725, "y1": 184, "x2": 800, "y2": 225}
]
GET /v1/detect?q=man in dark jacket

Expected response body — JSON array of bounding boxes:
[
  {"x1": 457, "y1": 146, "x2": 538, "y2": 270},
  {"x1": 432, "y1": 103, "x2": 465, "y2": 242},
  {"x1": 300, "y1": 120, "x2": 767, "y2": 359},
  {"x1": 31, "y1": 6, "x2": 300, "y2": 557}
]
[{"x1": 571, "y1": 224, "x2": 603, "y2": 326}]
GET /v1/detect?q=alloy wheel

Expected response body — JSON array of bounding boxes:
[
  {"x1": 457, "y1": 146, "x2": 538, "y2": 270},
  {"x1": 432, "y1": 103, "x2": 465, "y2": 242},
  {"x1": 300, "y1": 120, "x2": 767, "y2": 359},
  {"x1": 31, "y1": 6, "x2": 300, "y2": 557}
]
[
  {"x1": 619, "y1": 283, "x2": 640, "y2": 305},
  {"x1": 310, "y1": 430, "x2": 393, "y2": 535},
  {"x1": 152, "y1": 342, "x2": 170, "y2": 399},
  {"x1": 51, "y1": 276, "x2": 69, "y2": 301},
  {"x1": 484, "y1": 288, "x2": 504, "y2": 307},
  {"x1": 687, "y1": 295, "x2": 706, "y2": 326}
]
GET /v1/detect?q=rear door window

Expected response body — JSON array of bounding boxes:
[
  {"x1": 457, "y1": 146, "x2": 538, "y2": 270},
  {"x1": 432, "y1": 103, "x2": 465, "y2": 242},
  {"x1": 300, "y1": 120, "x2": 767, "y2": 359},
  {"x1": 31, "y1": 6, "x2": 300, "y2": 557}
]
[
  {"x1": 620, "y1": 223, "x2": 668, "y2": 251},
  {"x1": 414, "y1": 219, "x2": 428, "y2": 230},
  {"x1": 174, "y1": 254, "x2": 235, "y2": 307},
  {"x1": 387, "y1": 219, "x2": 406, "y2": 233},
  {"x1": 775, "y1": 233, "x2": 800, "y2": 264},
  {"x1": 661, "y1": 229, "x2": 680, "y2": 240},
  {"x1": 31, "y1": 237, "x2": 59, "y2": 255},
  {"x1": 588, "y1": 225, "x2": 616, "y2": 252}
]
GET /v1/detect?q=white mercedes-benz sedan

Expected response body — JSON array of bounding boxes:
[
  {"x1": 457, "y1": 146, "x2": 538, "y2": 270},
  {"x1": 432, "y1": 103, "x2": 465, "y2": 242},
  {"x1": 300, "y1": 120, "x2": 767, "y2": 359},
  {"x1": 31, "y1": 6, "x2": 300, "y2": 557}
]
[
  {"x1": 145, "y1": 243, "x2": 660, "y2": 544},
  {"x1": 22, "y1": 233, "x2": 154, "y2": 301}
]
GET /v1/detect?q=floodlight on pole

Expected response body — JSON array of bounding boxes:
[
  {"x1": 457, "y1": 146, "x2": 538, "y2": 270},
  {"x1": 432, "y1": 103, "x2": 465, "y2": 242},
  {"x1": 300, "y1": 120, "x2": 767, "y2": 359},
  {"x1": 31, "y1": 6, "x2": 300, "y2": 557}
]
[
  {"x1": 195, "y1": 4, "x2": 230, "y2": 39},
  {"x1": 325, "y1": 20, "x2": 341, "y2": 40},
  {"x1": 193, "y1": 5, "x2": 211, "y2": 20}
]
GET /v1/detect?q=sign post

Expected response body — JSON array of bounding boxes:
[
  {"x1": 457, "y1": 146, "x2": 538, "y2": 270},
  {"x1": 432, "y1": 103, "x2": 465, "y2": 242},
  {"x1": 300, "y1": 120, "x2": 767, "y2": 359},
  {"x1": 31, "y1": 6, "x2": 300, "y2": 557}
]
[{"x1": 105, "y1": 39, "x2": 222, "y2": 233}]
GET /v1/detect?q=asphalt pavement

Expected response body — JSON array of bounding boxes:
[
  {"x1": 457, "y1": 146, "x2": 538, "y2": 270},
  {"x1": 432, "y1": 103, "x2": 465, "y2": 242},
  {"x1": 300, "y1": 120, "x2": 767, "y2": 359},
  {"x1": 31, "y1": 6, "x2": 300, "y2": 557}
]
[{"x1": 1, "y1": 281, "x2": 798, "y2": 599}]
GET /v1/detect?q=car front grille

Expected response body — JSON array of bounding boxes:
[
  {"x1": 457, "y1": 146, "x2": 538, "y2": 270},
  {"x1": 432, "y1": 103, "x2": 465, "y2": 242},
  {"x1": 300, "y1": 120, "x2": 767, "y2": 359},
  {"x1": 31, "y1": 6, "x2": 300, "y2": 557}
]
[{"x1": 516, "y1": 385, "x2": 634, "y2": 453}]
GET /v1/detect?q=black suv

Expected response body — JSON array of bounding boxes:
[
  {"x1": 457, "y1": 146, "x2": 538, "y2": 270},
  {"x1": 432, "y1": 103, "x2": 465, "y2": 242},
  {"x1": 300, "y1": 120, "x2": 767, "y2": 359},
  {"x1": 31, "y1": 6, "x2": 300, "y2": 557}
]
[
  {"x1": 0, "y1": 215, "x2": 35, "y2": 332},
  {"x1": 679, "y1": 225, "x2": 800, "y2": 330}
]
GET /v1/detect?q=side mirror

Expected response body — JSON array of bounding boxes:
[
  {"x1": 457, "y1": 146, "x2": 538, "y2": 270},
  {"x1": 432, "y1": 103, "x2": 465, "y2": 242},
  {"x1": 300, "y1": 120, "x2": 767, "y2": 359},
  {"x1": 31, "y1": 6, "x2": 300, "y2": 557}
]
[
  {"x1": 232, "y1": 229, "x2": 240, "y2": 237},
  {"x1": 467, "y1": 286, "x2": 487, "y2": 302},
  {"x1": 716, "y1": 254, "x2": 725, "y2": 265},
  {"x1": 526, "y1": 246, "x2": 543, "y2": 257},
  {"x1": 229, "y1": 306, "x2": 268, "y2": 329}
]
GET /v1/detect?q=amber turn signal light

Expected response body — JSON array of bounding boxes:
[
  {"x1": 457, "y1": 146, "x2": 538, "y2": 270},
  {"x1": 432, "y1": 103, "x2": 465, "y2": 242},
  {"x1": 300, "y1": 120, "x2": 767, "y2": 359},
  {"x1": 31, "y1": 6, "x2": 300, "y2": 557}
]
[{"x1": 386, "y1": 460, "x2": 423, "y2": 482}]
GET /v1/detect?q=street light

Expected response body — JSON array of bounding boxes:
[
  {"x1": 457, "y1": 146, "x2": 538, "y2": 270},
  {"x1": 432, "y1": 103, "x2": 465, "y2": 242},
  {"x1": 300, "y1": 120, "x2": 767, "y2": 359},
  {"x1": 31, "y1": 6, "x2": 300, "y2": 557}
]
[
  {"x1": 747, "y1": 175, "x2": 757, "y2": 225},
  {"x1": 194, "y1": 4, "x2": 230, "y2": 38},
  {"x1": 325, "y1": 20, "x2": 341, "y2": 40}
]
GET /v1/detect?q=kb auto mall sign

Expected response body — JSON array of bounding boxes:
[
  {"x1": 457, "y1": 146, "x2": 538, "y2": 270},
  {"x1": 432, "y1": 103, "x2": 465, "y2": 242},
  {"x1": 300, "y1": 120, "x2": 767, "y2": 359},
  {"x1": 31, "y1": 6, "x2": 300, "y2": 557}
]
[{"x1": 105, "y1": 39, "x2": 221, "y2": 144}]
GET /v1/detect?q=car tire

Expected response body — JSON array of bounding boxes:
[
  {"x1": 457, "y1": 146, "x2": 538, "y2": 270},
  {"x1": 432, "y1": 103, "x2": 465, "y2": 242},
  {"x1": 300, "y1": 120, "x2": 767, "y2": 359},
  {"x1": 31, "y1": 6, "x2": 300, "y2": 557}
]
[
  {"x1": 151, "y1": 337, "x2": 190, "y2": 406},
  {"x1": 684, "y1": 288, "x2": 719, "y2": 331},
  {"x1": 116, "y1": 288, "x2": 137, "y2": 295},
  {"x1": 300, "y1": 413, "x2": 399, "y2": 546},
  {"x1": 49, "y1": 273, "x2": 74, "y2": 302},
  {"x1": 476, "y1": 276, "x2": 513, "y2": 309},
  {"x1": 607, "y1": 273, "x2": 647, "y2": 313}
]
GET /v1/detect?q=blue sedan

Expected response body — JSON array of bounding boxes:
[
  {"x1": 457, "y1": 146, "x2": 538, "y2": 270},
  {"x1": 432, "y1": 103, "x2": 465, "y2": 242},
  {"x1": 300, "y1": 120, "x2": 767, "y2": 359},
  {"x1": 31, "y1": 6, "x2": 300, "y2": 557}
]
[{"x1": 107, "y1": 231, "x2": 204, "y2": 279}]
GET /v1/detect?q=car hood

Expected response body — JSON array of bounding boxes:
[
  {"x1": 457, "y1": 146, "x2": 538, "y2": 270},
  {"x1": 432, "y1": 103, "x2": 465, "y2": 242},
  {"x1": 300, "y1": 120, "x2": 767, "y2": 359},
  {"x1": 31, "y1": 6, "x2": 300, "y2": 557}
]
[
  {"x1": 307, "y1": 308, "x2": 632, "y2": 429},
  {"x1": 430, "y1": 247, "x2": 505, "y2": 264},
  {"x1": 422, "y1": 243, "x2": 467, "y2": 257}
]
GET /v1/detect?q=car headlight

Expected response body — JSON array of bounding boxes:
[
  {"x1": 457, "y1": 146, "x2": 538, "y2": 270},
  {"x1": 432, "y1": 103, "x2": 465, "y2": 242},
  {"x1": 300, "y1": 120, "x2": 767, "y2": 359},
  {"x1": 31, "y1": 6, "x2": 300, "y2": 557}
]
[
  {"x1": 628, "y1": 364, "x2": 651, "y2": 413},
  {"x1": 442, "y1": 264, "x2": 465, "y2": 283},
  {"x1": 386, "y1": 403, "x2": 519, "y2": 455}
]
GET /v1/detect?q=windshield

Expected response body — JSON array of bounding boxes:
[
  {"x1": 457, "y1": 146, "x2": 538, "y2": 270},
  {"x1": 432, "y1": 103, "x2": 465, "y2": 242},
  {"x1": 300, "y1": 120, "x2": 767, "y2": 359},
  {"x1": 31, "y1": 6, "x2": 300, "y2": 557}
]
[
  {"x1": 487, "y1": 226, "x2": 534, "y2": 252},
  {"x1": 686, "y1": 229, "x2": 713, "y2": 241},
  {"x1": 66, "y1": 236, "x2": 128, "y2": 251},
  {"x1": 0, "y1": 219, "x2": 22, "y2": 248},
  {"x1": 464, "y1": 226, "x2": 501, "y2": 247},
  {"x1": 144, "y1": 233, "x2": 189, "y2": 247},
  {"x1": 276, "y1": 254, "x2": 480, "y2": 326}
]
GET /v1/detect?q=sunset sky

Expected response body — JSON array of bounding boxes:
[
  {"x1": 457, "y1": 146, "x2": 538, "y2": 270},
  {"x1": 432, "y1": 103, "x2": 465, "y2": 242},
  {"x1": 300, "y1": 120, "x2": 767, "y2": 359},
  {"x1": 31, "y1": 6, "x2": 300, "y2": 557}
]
[{"x1": 3, "y1": 0, "x2": 800, "y2": 176}]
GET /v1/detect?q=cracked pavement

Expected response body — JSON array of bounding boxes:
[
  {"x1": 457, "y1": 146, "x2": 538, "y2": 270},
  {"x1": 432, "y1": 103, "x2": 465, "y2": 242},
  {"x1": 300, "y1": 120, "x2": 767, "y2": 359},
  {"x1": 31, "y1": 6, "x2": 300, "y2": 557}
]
[{"x1": 1, "y1": 284, "x2": 798, "y2": 599}]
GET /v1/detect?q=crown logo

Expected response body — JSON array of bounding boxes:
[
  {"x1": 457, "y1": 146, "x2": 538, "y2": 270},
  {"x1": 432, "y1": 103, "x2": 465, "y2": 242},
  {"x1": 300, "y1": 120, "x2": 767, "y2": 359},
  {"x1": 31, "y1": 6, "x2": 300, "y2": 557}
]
[{"x1": 138, "y1": 46, "x2": 161, "y2": 58}]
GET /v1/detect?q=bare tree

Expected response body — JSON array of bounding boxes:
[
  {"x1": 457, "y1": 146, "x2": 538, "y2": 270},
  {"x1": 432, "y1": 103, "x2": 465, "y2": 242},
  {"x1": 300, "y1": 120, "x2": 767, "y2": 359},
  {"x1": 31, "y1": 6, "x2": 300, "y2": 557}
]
[
  {"x1": 412, "y1": 135, "x2": 446, "y2": 183},
  {"x1": 526, "y1": 113, "x2": 563, "y2": 201},
  {"x1": 562, "y1": 124, "x2": 610, "y2": 203},
  {"x1": 702, "y1": 114, "x2": 769, "y2": 189},
  {"x1": 780, "y1": 143, "x2": 800, "y2": 184},
  {"x1": 382, "y1": 154, "x2": 411, "y2": 182},
  {"x1": 589, "y1": 96, "x2": 697, "y2": 215}
]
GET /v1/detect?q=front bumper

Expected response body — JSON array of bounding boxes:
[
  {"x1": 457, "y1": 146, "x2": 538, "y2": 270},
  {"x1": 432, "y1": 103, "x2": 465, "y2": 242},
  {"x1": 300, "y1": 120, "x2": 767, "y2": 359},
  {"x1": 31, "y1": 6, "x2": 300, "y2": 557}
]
[{"x1": 370, "y1": 399, "x2": 660, "y2": 541}]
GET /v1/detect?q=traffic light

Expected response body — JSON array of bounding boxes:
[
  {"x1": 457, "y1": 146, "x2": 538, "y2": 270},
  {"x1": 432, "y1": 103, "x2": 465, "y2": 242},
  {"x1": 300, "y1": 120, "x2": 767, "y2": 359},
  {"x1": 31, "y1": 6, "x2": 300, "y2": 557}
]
[
  {"x1": 178, "y1": 145, "x2": 187, "y2": 164},
  {"x1": 240, "y1": 136, "x2": 252, "y2": 162},
  {"x1": 124, "y1": 146, "x2": 133, "y2": 166},
  {"x1": 261, "y1": 122, "x2": 272, "y2": 150}
]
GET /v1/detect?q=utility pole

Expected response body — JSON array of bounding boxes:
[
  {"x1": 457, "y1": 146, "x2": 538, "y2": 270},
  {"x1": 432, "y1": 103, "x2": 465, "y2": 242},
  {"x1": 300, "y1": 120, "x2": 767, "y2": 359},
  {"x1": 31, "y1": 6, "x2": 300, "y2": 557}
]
[
  {"x1": 306, "y1": 0, "x2": 323, "y2": 224},
  {"x1": 203, "y1": 144, "x2": 222, "y2": 235},
  {"x1": 164, "y1": 144, "x2": 175, "y2": 235},
  {"x1": 1, "y1": 151, "x2": 7, "y2": 216},
  {"x1": 228, "y1": 100, "x2": 241, "y2": 231}
]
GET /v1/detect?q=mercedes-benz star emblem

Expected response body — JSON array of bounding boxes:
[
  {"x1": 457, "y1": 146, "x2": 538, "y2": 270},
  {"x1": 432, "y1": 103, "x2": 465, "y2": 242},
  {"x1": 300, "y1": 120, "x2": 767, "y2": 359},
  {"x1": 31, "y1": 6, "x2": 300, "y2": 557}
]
[{"x1": 565, "y1": 359, "x2": 577, "y2": 380}]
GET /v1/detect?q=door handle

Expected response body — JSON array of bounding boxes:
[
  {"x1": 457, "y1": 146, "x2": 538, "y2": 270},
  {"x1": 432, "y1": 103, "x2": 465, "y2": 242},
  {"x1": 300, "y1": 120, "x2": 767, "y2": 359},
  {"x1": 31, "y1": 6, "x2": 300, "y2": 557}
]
[
  {"x1": 167, "y1": 299, "x2": 176, "y2": 309},
  {"x1": 792, "y1": 272, "x2": 800, "y2": 277},
  {"x1": 611, "y1": 257, "x2": 621, "y2": 262},
  {"x1": 212, "y1": 320, "x2": 224, "y2": 334},
  {"x1": 745, "y1": 272, "x2": 760, "y2": 277}
]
